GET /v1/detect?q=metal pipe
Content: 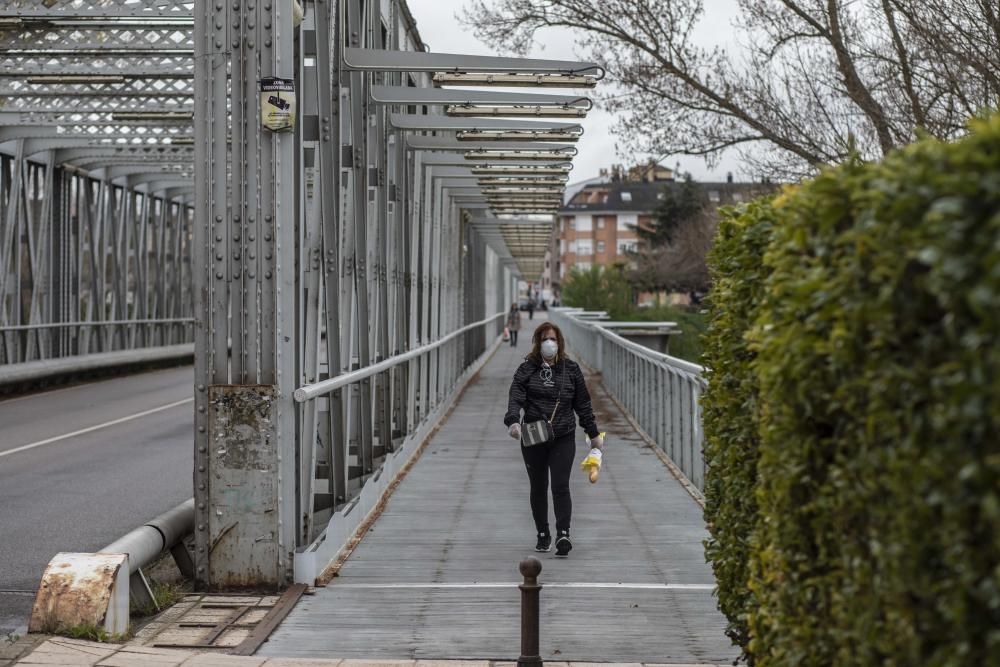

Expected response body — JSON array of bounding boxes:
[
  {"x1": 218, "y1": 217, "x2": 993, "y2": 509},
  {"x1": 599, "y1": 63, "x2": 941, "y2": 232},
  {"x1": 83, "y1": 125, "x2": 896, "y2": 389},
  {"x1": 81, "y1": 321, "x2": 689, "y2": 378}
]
[{"x1": 100, "y1": 498, "x2": 194, "y2": 574}]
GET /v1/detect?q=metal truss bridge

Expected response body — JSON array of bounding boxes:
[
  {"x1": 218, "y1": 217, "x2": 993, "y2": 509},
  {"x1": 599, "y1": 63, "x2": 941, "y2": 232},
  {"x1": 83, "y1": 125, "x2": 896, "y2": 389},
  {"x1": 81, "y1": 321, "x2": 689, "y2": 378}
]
[{"x1": 0, "y1": 1, "x2": 727, "y2": 662}]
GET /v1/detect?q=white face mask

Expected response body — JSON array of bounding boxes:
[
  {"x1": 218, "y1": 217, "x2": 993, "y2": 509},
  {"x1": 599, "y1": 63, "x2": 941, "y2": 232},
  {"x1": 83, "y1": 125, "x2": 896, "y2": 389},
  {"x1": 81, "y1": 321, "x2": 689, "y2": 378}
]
[{"x1": 540, "y1": 339, "x2": 558, "y2": 359}]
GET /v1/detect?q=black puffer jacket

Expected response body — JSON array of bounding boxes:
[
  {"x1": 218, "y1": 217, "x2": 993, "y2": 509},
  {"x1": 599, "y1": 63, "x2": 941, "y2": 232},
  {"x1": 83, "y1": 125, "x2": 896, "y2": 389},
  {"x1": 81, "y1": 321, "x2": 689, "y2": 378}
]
[{"x1": 504, "y1": 357, "x2": 599, "y2": 440}]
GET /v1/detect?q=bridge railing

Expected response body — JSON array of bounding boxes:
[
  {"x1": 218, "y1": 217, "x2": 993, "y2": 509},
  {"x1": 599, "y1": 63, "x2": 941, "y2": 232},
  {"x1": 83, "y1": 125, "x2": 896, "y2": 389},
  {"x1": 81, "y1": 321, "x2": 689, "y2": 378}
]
[
  {"x1": 289, "y1": 309, "x2": 508, "y2": 583},
  {"x1": 549, "y1": 307, "x2": 707, "y2": 492}
]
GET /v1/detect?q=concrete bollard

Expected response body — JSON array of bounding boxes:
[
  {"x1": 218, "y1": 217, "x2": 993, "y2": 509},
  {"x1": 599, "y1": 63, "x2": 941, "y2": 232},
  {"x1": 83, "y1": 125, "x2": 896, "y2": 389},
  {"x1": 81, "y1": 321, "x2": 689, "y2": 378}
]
[{"x1": 517, "y1": 557, "x2": 543, "y2": 667}]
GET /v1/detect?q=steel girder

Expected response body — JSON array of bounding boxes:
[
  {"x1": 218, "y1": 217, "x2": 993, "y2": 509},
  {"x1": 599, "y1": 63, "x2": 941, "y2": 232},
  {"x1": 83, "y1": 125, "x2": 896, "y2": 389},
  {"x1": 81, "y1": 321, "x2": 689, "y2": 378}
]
[{"x1": 2, "y1": 0, "x2": 595, "y2": 587}]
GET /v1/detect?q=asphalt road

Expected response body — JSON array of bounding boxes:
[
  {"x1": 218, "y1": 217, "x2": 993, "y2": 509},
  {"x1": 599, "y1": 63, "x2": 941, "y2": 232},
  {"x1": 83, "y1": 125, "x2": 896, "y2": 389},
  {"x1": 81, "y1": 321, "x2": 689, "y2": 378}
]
[{"x1": 0, "y1": 366, "x2": 194, "y2": 638}]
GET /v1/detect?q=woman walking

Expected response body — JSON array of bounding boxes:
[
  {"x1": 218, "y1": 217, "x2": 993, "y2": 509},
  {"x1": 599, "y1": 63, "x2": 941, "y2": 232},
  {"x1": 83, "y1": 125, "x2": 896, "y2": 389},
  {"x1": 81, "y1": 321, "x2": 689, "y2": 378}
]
[
  {"x1": 504, "y1": 322, "x2": 603, "y2": 556},
  {"x1": 506, "y1": 302, "x2": 521, "y2": 347}
]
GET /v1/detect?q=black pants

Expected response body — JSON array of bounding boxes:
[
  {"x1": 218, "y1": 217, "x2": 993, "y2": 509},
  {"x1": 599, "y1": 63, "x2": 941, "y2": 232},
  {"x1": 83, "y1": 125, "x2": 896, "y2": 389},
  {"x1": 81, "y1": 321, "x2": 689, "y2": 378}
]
[
  {"x1": 510, "y1": 329, "x2": 518, "y2": 346},
  {"x1": 521, "y1": 431, "x2": 576, "y2": 534}
]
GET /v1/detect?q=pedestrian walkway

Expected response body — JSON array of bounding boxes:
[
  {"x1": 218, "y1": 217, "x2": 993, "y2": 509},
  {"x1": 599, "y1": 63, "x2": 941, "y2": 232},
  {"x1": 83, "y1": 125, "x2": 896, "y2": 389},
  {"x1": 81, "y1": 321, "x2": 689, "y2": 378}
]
[{"x1": 259, "y1": 317, "x2": 735, "y2": 664}]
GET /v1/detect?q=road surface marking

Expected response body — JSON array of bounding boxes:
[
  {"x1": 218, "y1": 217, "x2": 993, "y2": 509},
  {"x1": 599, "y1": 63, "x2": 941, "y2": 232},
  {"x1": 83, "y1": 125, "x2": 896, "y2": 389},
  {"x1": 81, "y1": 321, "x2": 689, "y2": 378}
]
[{"x1": 0, "y1": 397, "x2": 193, "y2": 459}]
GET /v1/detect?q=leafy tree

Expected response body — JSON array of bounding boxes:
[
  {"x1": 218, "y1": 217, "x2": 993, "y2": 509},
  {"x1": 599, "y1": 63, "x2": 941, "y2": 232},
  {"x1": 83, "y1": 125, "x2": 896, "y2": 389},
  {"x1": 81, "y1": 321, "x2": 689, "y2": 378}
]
[{"x1": 561, "y1": 263, "x2": 633, "y2": 318}]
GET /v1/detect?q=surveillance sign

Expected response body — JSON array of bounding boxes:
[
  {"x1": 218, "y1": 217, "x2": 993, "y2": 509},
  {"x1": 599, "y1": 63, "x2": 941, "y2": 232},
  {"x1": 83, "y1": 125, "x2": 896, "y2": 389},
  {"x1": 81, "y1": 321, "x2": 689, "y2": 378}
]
[{"x1": 260, "y1": 77, "x2": 295, "y2": 132}]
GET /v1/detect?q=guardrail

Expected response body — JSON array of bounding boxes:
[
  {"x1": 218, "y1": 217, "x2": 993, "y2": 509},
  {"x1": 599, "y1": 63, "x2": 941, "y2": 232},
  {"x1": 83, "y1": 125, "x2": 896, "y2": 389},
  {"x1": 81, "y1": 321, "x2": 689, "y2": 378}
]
[
  {"x1": 1, "y1": 318, "x2": 195, "y2": 365},
  {"x1": 549, "y1": 307, "x2": 707, "y2": 492}
]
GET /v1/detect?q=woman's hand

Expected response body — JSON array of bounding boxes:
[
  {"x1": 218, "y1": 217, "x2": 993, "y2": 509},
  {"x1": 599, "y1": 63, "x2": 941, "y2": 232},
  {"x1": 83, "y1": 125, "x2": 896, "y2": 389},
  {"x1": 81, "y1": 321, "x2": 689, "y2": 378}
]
[
  {"x1": 590, "y1": 433, "x2": 605, "y2": 449},
  {"x1": 508, "y1": 423, "x2": 522, "y2": 440}
]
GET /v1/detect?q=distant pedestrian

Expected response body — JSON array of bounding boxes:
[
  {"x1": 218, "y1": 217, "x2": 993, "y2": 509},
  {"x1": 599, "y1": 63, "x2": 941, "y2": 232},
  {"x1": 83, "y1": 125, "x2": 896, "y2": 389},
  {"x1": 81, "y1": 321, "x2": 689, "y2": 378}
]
[
  {"x1": 527, "y1": 299, "x2": 535, "y2": 320},
  {"x1": 506, "y1": 303, "x2": 521, "y2": 347},
  {"x1": 504, "y1": 322, "x2": 603, "y2": 557}
]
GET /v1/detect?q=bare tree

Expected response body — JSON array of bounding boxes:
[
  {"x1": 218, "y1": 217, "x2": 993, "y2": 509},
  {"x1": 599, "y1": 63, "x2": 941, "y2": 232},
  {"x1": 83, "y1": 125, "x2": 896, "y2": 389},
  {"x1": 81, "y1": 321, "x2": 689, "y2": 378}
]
[
  {"x1": 630, "y1": 206, "x2": 717, "y2": 297},
  {"x1": 461, "y1": 0, "x2": 999, "y2": 179}
]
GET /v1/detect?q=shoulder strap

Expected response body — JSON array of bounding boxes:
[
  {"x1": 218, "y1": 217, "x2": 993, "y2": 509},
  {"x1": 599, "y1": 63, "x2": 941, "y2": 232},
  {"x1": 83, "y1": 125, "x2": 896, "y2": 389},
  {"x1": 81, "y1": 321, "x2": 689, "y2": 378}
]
[{"x1": 547, "y1": 364, "x2": 565, "y2": 423}]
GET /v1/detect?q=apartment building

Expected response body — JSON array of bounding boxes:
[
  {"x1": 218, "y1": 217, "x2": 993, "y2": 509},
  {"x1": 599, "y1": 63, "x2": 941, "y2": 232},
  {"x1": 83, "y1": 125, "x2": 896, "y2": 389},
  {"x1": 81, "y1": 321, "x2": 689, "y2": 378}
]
[{"x1": 547, "y1": 164, "x2": 765, "y2": 292}]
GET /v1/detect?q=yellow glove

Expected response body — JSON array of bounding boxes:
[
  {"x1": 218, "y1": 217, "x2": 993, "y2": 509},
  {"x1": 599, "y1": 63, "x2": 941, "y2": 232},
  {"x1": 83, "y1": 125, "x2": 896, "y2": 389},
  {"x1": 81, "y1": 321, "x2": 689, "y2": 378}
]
[{"x1": 580, "y1": 432, "x2": 606, "y2": 483}]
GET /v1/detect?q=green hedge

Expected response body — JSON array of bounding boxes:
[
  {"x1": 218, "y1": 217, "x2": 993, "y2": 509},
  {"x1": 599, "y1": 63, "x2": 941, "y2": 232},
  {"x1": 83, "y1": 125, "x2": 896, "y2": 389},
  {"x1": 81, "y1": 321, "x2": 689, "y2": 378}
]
[
  {"x1": 701, "y1": 199, "x2": 777, "y2": 661},
  {"x1": 703, "y1": 115, "x2": 1000, "y2": 666}
]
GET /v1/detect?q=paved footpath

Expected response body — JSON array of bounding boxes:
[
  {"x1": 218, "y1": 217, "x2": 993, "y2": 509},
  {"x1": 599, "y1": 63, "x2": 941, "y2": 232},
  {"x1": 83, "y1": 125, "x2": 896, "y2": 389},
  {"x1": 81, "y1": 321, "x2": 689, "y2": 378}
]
[
  {"x1": 260, "y1": 317, "x2": 735, "y2": 664},
  {"x1": 9, "y1": 317, "x2": 736, "y2": 666}
]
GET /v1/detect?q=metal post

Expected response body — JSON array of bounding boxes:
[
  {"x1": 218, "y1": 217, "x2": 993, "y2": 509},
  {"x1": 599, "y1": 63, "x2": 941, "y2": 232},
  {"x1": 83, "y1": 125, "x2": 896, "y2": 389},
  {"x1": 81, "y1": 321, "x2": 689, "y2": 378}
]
[{"x1": 518, "y1": 557, "x2": 543, "y2": 667}]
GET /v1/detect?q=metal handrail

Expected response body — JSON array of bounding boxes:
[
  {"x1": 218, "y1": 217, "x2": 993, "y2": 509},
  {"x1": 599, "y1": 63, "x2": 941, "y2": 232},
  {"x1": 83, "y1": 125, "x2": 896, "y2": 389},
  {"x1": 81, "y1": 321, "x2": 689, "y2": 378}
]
[
  {"x1": 549, "y1": 307, "x2": 707, "y2": 492},
  {"x1": 294, "y1": 310, "x2": 506, "y2": 402}
]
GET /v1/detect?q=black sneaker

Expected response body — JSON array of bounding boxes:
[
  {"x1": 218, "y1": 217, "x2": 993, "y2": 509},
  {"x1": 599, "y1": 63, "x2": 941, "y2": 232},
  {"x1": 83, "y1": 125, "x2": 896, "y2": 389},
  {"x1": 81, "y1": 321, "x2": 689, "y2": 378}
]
[
  {"x1": 535, "y1": 532, "x2": 551, "y2": 552},
  {"x1": 555, "y1": 531, "x2": 572, "y2": 557}
]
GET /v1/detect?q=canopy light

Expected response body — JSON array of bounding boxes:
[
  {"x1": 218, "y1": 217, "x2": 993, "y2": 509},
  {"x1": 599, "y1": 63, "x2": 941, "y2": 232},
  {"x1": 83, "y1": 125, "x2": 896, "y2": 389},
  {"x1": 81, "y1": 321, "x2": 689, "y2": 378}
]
[
  {"x1": 169, "y1": 137, "x2": 195, "y2": 145},
  {"x1": 27, "y1": 75, "x2": 127, "y2": 84},
  {"x1": 457, "y1": 130, "x2": 581, "y2": 142},
  {"x1": 471, "y1": 166, "x2": 572, "y2": 176},
  {"x1": 481, "y1": 187, "x2": 563, "y2": 195},
  {"x1": 446, "y1": 105, "x2": 587, "y2": 118},
  {"x1": 478, "y1": 178, "x2": 567, "y2": 187},
  {"x1": 465, "y1": 150, "x2": 575, "y2": 162},
  {"x1": 433, "y1": 73, "x2": 598, "y2": 88}
]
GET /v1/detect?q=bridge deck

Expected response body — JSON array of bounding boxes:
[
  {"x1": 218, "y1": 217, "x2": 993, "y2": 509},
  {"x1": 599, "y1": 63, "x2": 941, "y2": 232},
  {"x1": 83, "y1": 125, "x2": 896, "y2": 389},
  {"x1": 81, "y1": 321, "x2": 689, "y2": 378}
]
[{"x1": 260, "y1": 318, "x2": 735, "y2": 664}]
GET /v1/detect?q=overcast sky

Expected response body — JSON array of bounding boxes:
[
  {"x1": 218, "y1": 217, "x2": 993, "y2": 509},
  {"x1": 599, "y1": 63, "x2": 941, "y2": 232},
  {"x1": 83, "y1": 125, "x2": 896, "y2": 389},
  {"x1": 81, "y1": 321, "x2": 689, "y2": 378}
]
[{"x1": 406, "y1": 0, "x2": 747, "y2": 185}]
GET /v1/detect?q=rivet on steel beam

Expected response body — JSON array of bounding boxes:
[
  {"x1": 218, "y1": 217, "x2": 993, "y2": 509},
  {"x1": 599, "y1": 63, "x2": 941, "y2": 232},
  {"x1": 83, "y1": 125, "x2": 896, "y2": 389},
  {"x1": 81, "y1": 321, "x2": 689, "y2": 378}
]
[
  {"x1": 248, "y1": 234, "x2": 255, "y2": 242},
  {"x1": 216, "y1": 253, "x2": 223, "y2": 261},
  {"x1": 265, "y1": 39, "x2": 272, "y2": 47},
  {"x1": 198, "y1": 385, "x2": 206, "y2": 391},
  {"x1": 234, "y1": 235, "x2": 241, "y2": 242},
  {"x1": 248, "y1": 40, "x2": 255, "y2": 49},
  {"x1": 265, "y1": 252, "x2": 272, "y2": 260},
  {"x1": 198, "y1": 484, "x2": 205, "y2": 490},
  {"x1": 232, "y1": 39, "x2": 240, "y2": 48},
  {"x1": 216, "y1": 235, "x2": 223, "y2": 242},
  {"x1": 198, "y1": 524, "x2": 205, "y2": 531},
  {"x1": 198, "y1": 405, "x2": 206, "y2": 413},
  {"x1": 198, "y1": 466, "x2": 205, "y2": 472},
  {"x1": 216, "y1": 40, "x2": 223, "y2": 48},
  {"x1": 216, "y1": 272, "x2": 223, "y2": 279},
  {"x1": 265, "y1": 271, "x2": 273, "y2": 279}
]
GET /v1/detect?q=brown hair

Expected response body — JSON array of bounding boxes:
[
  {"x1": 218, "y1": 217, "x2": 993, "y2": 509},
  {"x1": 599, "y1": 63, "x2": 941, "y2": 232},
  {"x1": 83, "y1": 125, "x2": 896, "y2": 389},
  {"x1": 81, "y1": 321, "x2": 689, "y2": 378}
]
[{"x1": 527, "y1": 322, "x2": 567, "y2": 364}]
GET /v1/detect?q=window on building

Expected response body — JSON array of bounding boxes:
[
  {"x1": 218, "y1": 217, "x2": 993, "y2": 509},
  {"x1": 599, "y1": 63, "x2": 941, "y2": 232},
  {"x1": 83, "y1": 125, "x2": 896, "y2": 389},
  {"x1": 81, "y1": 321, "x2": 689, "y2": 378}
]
[
  {"x1": 733, "y1": 192, "x2": 744, "y2": 202},
  {"x1": 560, "y1": 239, "x2": 566, "y2": 254},
  {"x1": 618, "y1": 240, "x2": 638, "y2": 254},
  {"x1": 576, "y1": 215, "x2": 593, "y2": 232},
  {"x1": 565, "y1": 217, "x2": 574, "y2": 231},
  {"x1": 708, "y1": 190, "x2": 721, "y2": 203},
  {"x1": 569, "y1": 240, "x2": 577, "y2": 254},
  {"x1": 577, "y1": 239, "x2": 593, "y2": 256},
  {"x1": 617, "y1": 213, "x2": 638, "y2": 232},
  {"x1": 597, "y1": 218, "x2": 604, "y2": 229},
  {"x1": 621, "y1": 191, "x2": 632, "y2": 202},
  {"x1": 597, "y1": 241, "x2": 605, "y2": 253},
  {"x1": 576, "y1": 261, "x2": 592, "y2": 271}
]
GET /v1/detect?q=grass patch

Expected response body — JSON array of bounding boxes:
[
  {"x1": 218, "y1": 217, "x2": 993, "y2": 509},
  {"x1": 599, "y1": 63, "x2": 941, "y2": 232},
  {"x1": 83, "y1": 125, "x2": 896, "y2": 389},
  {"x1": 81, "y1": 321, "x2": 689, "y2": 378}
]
[
  {"x1": 132, "y1": 580, "x2": 185, "y2": 618},
  {"x1": 53, "y1": 623, "x2": 130, "y2": 643}
]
